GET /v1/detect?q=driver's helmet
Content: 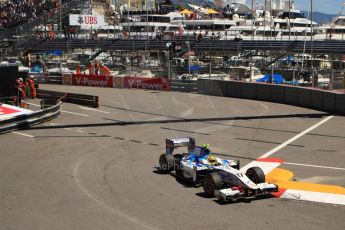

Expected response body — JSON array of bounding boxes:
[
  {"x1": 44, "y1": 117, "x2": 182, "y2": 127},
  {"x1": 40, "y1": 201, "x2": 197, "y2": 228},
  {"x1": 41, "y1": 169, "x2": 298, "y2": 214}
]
[
  {"x1": 207, "y1": 154, "x2": 217, "y2": 165},
  {"x1": 201, "y1": 144, "x2": 210, "y2": 156},
  {"x1": 201, "y1": 144, "x2": 209, "y2": 149}
]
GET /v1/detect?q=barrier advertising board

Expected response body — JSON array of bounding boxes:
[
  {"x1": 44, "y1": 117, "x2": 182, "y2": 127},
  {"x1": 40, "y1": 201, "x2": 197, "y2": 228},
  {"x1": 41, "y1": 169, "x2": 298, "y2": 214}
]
[
  {"x1": 113, "y1": 77, "x2": 124, "y2": 88},
  {"x1": 70, "y1": 74, "x2": 170, "y2": 91},
  {"x1": 72, "y1": 74, "x2": 113, "y2": 88},
  {"x1": 62, "y1": 74, "x2": 73, "y2": 85},
  {"x1": 124, "y1": 77, "x2": 170, "y2": 91},
  {"x1": 69, "y1": 14, "x2": 105, "y2": 27}
]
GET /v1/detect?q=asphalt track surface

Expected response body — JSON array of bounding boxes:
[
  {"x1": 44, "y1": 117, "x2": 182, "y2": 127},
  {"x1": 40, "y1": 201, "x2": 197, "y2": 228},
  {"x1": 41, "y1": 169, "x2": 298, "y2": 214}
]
[{"x1": 1, "y1": 84, "x2": 345, "y2": 230}]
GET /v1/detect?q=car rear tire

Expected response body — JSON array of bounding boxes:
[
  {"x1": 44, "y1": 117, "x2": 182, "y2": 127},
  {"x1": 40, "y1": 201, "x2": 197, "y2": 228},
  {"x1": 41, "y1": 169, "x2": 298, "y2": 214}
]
[
  {"x1": 203, "y1": 172, "x2": 223, "y2": 197},
  {"x1": 159, "y1": 154, "x2": 175, "y2": 173},
  {"x1": 173, "y1": 154, "x2": 184, "y2": 177},
  {"x1": 246, "y1": 167, "x2": 265, "y2": 184},
  {"x1": 236, "y1": 159, "x2": 240, "y2": 170}
]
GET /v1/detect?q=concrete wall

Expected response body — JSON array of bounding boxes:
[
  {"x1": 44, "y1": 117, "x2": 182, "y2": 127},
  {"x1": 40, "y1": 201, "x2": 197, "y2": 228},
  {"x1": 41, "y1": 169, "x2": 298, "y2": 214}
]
[{"x1": 198, "y1": 79, "x2": 344, "y2": 115}]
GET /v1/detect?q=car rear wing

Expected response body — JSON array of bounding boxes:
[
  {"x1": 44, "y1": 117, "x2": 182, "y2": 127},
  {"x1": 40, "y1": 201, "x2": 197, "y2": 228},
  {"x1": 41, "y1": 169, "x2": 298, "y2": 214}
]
[{"x1": 166, "y1": 137, "x2": 195, "y2": 154}]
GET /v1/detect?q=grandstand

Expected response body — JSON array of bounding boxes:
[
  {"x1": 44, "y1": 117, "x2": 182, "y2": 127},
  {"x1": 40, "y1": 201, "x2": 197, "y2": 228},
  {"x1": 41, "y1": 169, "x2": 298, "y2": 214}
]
[{"x1": 0, "y1": 0, "x2": 67, "y2": 30}]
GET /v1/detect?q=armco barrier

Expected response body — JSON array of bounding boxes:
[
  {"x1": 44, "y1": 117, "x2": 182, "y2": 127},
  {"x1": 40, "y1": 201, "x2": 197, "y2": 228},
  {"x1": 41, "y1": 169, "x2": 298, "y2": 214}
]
[
  {"x1": 336, "y1": 94, "x2": 345, "y2": 114},
  {"x1": 310, "y1": 90, "x2": 323, "y2": 111},
  {"x1": 201, "y1": 80, "x2": 215, "y2": 95},
  {"x1": 241, "y1": 82, "x2": 257, "y2": 99},
  {"x1": 284, "y1": 86, "x2": 299, "y2": 105},
  {"x1": 65, "y1": 92, "x2": 99, "y2": 108},
  {"x1": 36, "y1": 89, "x2": 66, "y2": 101},
  {"x1": 198, "y1": 79, "x2": 345, "y2": 115},
  {"x1": 256, "y1": 83, "x2": 271, "y2": 101},
  {"x1": 36, "y1": 89, "x2": 99, "y2": 108},
  {"x1": 322, "y1": 91, "x2": 336, "y2": 113},
  {"x1": 226, "y1": 81, "x2": 242, "y2": 98},
  {"x1": 0, "y1": 101, "x2": 62, "y2": 134},
  {"x1": 213, "y1": 80, "x2": 227, "y2": 97},
  {"x1": 0, "y1": 101, "x2": 61, "y2": 126},
  {"x1": 270, "y1": 84, "x2": 285, "y2": 103},
  {"x1": 170, "y1": 80, "x2": 198, "y2": 92},
  {"x1": 297, "y1": 87, "x2": 311, "y2": 107}
]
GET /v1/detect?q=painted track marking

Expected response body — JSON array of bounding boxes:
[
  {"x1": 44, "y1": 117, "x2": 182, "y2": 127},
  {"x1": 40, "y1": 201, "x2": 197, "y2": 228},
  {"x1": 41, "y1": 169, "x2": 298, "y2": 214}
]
[
  {"x1": 284, "y1": 162, "x2": 345, "y2": 171},
  {"x1": 13, "y1": 131, "x2": 34, "y2": 138},
  {"x1": 240, "y1": 116, "x2": 345, "y2": 205},
  {"x1": 79, "y1": 106, "x2": 109, "y2": 114},
  {"x1": 259, "y1": 115, "x2": 334, "y2": 159}
]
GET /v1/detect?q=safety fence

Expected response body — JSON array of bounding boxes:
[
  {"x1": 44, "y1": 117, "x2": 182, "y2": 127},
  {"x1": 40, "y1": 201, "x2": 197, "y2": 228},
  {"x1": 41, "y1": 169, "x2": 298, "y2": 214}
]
[
  {"x1": 13, "y1": 39, "x2": 345, "y2": 55},
  {"x1": 32, "y1": 73, "x2": 64, "y2": 84},
  {"x1": 198, "y1": 80, "x2": 345, "y2": 115}
]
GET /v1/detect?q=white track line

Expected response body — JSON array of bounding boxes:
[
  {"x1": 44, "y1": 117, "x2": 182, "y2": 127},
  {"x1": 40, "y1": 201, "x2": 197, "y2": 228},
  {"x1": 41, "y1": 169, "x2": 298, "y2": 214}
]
[
  {"x1": 260, "y1": 103, "x2": 269, "y2": 111},
  {"x1": 61, "y1": 110, "x2": 89, "y2": 117},
  {"x1": 13, "y1": 132, "x2": 34, "y2": 138},
  {"x1": 284, "y1": 162, "x2": 345, "y2": 171},
  {"x1": 259, "y1": 115, "x2": 334, "y2": 159},
  {"x1": 28, "y1": 103, "x2": 89, "y2": 117},
  {"x1": 27, "y1": 102, "x2": 43, "y2": 107},
  {"x1": 79, "y1": 106, "x2": 109, "y2": 114}
]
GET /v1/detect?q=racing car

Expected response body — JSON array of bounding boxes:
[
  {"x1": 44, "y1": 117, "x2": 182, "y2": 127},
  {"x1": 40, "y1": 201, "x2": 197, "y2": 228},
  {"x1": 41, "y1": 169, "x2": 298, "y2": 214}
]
[{"x1": 158, "y1": 137, "x2": 279, "y2": 201}]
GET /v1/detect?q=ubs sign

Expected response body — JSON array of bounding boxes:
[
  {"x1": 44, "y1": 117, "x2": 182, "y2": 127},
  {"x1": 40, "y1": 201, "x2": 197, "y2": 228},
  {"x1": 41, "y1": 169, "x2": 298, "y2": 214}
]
[{"x1": 69, "y1": 14, "x2": 105, "y2": 27}]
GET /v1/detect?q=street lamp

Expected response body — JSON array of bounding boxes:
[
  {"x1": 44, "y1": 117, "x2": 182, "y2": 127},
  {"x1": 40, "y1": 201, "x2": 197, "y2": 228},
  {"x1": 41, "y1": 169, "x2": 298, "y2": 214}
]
[
  {"x1": 166, "y1": 42, "x2": 172, "y2": 79},
  {"x1": 59, "y1": 0, "x2": 62, "y2": 38},
  {"x1": 310, "y1": 0, "x2": 315, "y2": 87},
  {"x1": 185, "y1": 41, "x2": 191, "y2": 76},
  {"x1": 141, "y1": 28, "x2": 144, "y2": 38}
]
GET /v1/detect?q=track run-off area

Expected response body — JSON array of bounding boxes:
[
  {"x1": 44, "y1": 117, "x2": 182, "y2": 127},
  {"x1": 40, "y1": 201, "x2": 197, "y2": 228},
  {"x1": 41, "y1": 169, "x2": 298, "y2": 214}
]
[{"x1": 1, "y1": 84, "x2": 345, "y2": 230}]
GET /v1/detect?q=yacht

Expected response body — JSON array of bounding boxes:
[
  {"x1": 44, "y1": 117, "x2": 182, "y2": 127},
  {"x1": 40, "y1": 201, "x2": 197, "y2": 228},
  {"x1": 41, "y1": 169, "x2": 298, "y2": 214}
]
[
  {"x1": 118, "y1": 12, "x2": 182, "y2": 38},
  {"x1": 316, "y1": 16, "x2": 345, "y2": 40},
  {"x1": 222, "y1": 1, "x2": 319, "y2": 41},
  {"x1": 168, "y1": 18, "x2": 237, "y2": 38}
]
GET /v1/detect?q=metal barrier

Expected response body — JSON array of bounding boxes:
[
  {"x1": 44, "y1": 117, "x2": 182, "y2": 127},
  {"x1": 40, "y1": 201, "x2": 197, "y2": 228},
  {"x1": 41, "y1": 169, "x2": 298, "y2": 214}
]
[
  {"x1": 0, "y1": 101, "x2": 62, "y2": 134},
  {"x1": 198, "y1": 80, "x2": 345, "y2": 115},
  {"x1": 36, "y1": 89, "x2": 99, "y2": 108},
  {"x1": 14, "y1": 39, "x2": 345, "y2": 54},
  {"x1": 170, "y1": 80, "x2": 199, "y2": 93}
]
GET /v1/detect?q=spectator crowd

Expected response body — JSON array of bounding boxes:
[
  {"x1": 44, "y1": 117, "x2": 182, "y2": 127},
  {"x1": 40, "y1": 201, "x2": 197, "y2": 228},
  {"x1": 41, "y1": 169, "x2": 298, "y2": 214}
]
[{"x1": 0, "y1": 0, "x2": 70, "y2": 30}]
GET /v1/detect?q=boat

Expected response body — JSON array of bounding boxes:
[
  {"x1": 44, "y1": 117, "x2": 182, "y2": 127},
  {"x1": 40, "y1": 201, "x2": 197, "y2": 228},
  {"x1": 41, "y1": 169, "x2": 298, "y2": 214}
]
[
  {"x1": 222, "y1": 0, "x2": 319, "y2": 41},
  {"x1": 197, "y1": 71, "x2": 231, "y2": 80},
  {"x1": 227, "y1": 66, "x2": 265, "y2": 82},
  {"x1": 118, "y1": 12, "x2": 183, "y2": 39},
  {"x1": 316, "y1": 16, "x2": 345, "y2": 40}
]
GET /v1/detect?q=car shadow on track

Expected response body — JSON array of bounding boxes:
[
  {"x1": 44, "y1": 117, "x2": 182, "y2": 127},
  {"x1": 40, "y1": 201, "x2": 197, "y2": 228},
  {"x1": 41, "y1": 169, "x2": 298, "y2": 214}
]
[
  {"x1": 29, "y1": 112, "x2": 329, "y2": 132},
  {"x1": 153, "y1": 167, "x2": 278, "y2": 204},
  {"x1": 195, "y1": 192, "x2": 277, "y2": 205},
  {"x1": 152, "y1": 167, "x2": 199, "y2": 188}
]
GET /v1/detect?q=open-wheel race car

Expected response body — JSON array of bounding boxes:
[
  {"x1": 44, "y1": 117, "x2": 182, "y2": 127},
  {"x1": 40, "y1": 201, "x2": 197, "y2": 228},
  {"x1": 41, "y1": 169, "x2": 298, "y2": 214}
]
[{"x1": 158, "y1": 137, "x2": 279, "y2": 202}]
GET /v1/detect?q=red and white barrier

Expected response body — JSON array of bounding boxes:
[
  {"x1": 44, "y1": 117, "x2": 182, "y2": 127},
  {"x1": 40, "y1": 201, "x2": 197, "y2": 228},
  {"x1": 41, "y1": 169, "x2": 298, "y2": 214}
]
[
  {"x1": 0, "y1": 104, "x2": 32, "y2": 121},
  {"x1": 71, "y1": 74, "x2": 113, "y2": 88},
  {"x1": 68, "y1": 74, "x2": 170, "y2": 91},
  {"x1": 124, "y1": 77, "x2": 170, "y2": 91}
]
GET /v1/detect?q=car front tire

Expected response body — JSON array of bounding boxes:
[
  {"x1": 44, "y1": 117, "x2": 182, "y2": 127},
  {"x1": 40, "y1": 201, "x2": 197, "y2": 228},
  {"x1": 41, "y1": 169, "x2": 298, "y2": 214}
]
[{"x1": 203, "y1": 172, "x2": 223, "y2": 197}]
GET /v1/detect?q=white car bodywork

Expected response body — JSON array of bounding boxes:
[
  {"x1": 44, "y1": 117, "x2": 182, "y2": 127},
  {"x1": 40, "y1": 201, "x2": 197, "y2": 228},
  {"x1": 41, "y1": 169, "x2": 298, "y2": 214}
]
[{"x1": 161, "y1": 137, "x2": 278, "y2": 201}]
